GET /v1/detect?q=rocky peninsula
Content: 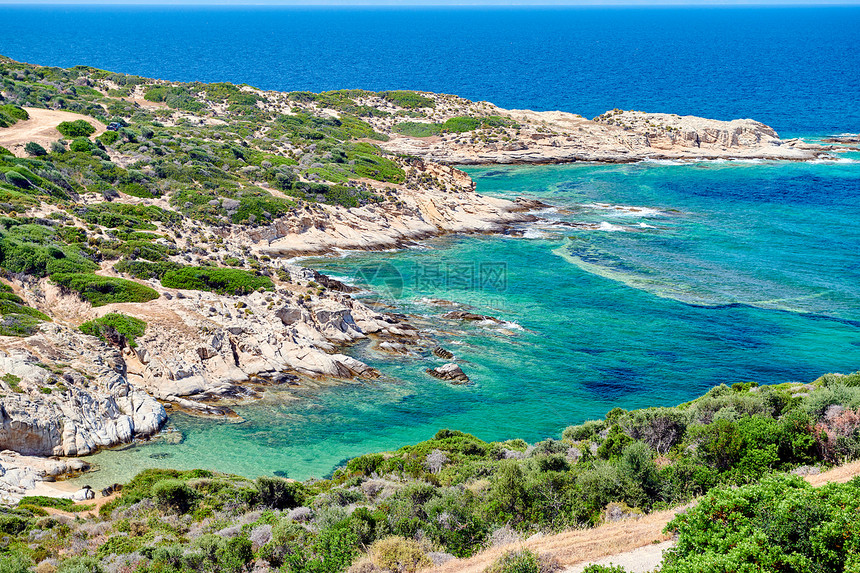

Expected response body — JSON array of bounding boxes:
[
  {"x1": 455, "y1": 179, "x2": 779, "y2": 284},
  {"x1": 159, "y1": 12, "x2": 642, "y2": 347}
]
[{"x1": 0, "y1": 55, "x2": 854, "y2": 501}]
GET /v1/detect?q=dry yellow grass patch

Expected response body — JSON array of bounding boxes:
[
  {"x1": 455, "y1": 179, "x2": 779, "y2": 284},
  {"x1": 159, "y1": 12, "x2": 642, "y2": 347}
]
[
  {"x1": 428, "y1": 508, "x2": 676, "y2": 573},
  {"x1": 804, "y1": 458, "x2": 860, "y2": 486}
]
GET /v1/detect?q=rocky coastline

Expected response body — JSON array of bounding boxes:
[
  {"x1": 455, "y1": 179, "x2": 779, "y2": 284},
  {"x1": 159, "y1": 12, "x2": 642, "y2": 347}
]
[{"x1": 1, "y1": 56, "x2": 855, "y2": 502}]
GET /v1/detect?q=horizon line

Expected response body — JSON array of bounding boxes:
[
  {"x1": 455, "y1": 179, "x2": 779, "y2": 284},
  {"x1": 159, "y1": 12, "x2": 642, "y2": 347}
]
[{"x1": 2, "y1": 1, "x2": 859, "y2": 5}]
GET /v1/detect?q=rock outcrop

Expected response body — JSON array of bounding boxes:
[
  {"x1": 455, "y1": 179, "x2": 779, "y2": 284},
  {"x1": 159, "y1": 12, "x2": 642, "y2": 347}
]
[
  {"x1": 0, "y1": 325, "x2": 166, "y2": 457},
  {"x1": 0, "y1": 451, "x2": 90, "y2": 504},
  {"x1": 375, "y1": 105, "x2": 844, "y2": 164},
  {"x1": 426, "y1": 363, "x2": 470, "y2": 384}
]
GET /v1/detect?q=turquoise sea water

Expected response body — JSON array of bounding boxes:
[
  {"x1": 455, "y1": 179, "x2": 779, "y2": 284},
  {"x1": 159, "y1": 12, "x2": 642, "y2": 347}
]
[{"x1": 72, "y1": 157, "x2": 860, "y2": 487}]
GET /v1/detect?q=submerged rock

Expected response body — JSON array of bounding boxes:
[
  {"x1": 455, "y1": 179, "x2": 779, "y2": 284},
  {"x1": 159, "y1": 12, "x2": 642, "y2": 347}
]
[
  {"x1": 432, "y1": 346, "x2": 454, "y2": 359},
  {"x1": 426, "y1": 363, "x2": 470, "y2": 384},
  {"x1": 442, "y1": 311, "x2": 502, "y2": 323}
]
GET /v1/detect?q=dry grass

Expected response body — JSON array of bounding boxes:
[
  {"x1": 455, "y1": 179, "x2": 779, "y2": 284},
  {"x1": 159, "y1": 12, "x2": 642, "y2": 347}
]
[
  {"x1": 804, "y1": 458, "x2": 860, "y2": 486},
  {"x1": 429, "y1": 460, "x2": 860, "y2": 573},
  {"x1": 429, "y1": 509, "x2": 676, "y2": 573}
]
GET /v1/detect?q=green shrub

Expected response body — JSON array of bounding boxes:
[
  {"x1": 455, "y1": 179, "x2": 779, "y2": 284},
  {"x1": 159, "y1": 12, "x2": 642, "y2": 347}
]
[
  {"x1": 0, "y1": 554, "x2": 31, "y2": 573},
  {"x1": 152, "y1": 479, "x2": 196, "y2": 512},
  {"x1": 485, "y1": 549, "x2": 541, "y2": 573},
  {"x1": 582, "y1": 566, "x2": 628, "y2": 573},
  {"x1": 380, "y1": 91, "x2": 435, "y2": 109},
  {"x1": 79, "y1": 312, "x2": 146, "y2": 348},
  {"x1": 98, "y1": 130, "x2": 120, "y2": 146},
  {"x1": 0, "y1": 146, "x2": 12, "y2": 156},
  {"x1": 256, "y1": 476, "x2": 305, "y2": 510},
  {"x1": 0, "y1": 104, "x2": 28, "y2": 122},
  {"x1": 0, "y1": 514, "x2": 28, "y2": 535},
  {"x1": 23, "y1": 142, "x2": 46, "y2": 157},
  {"x1": 0, "y1": 224, "x2": 98, "y2": 277},
  {"x1": 392, "y1": 122, "x2": 441, "y2": 137},
  {"x1": 56, "y1": 119, "x2": 96, "y2": 138},
  {"x1": 3, "y1": 171, "x2": 32, "y2": 189},
  {"x1": 56, "y1": 556, "x2": 104, "y2": 573},
  {"x1": 282, "y1": 526, "x2": 358, "y2": 573},
  {"x1": 69, "y1": 137, "x2": 93, "y2": 153},
  {"x1": 50, "y1": 273, "x2": 159, "y2": 306},
  {"x1": 664, "y1": 475, "x2": 860, "y2": 573},
  {"x1": 114, "y1": 259, "x2": 182, "y2": 280},
  {"x1": 161, "y1": 266, "x2": 273, "y2": 295}
]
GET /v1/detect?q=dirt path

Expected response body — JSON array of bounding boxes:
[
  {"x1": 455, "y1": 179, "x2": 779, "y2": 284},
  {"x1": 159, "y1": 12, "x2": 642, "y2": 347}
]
[
  {"x1": 0, "y1": 107, "x2": 106, "y2": 157},
  {"x1": 430, "y1": 460, "x2": 860, "y2": 572}
]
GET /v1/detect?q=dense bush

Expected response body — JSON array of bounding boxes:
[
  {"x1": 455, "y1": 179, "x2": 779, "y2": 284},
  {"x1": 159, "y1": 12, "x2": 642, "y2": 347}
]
[
  {"x1": 152, "y1": 479, "x2": 197, "y2": 513},
  {"x1": 0, "y1": 104, "x2": 28, "y2": 128},
  {"x1": 379, "y1": 91, "x2": 435, "y2": 109},
  {"x1": 24, "y1": 142, "x2": 46, "y2": 157},
  {"x1": 69, "y1": 137, "x2": 93, "y2": 153},
  {"x1": 0, "y1": 224, "x2": 98, "y2": 277},
  {"x1": 161, "y1": 266, "x2": 273, "y2": 295},
  {"x1": 114, "y1": 259, "x2": 182, "y2": 280},
  {"x1": 79, "y1": 312, "x2": 146, "y2": 348},
  {"x1": 51, "y1": 273, "x2": 159, "y2": 306},
  {"x1": 56, "y1": 119, "x2": 96, "y2": 138},
  {"x1": 256, "y1": 476, "x2": 306, "y2": 509},
  {"x1": 663, "y1": 475, "x2": 860, "y2": 573}
]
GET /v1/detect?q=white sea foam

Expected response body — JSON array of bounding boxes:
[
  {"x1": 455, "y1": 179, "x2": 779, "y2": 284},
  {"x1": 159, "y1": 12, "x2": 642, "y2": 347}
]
[
  {"x1": 640, "y1": 158, "x2": 686, "y2": 166},
  {"x1": 582, "y1": 202, "x2": 665, "y2": 217},
  {"x1": 499, "y1": 320, "x2": 525, "y2": 331},
  {"x1": 596, "y1": 221, "x2": 628, "y2": 232},
  {"x1": 521, "y1": 228, "x2": 552, "y2": 239}
]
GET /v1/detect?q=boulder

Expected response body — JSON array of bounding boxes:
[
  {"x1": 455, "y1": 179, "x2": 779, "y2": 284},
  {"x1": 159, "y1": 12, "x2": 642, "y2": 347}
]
[{"x1": 426, "y1": 363, "x2": 470, "y2": 384}]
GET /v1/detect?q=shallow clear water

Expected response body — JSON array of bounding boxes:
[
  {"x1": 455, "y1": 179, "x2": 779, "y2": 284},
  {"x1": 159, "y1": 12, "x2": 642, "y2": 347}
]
[{"x1": 72, "y1": 158, "x2": 860, "y2": 488}]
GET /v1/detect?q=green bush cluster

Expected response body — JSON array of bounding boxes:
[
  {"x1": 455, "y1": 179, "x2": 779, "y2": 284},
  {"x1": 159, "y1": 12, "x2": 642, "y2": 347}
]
[
  {"x1": 379, "y1": 91, "x2": 435, "y2": 109},
  {"x1": 393, "y1": 115, "x2": 517, "y2": 138},
  {"x1": 662, "y1": 475, "x2": 860, "y2": 573},
  {"x1": 0, "y1": 282, "x2": 50, "y2": 337},
  {"x1": 114, "y1": 259, "x2": 182, "y2": 279},
  {"x1": 23, "y1": 142, "x2": 46, "y2": 157},
  {"x1": 51, "y1": 273, "x2": 159, "y2": 306},
  {"x1": 0, "y1": 104, "x2": 28, "y2": 127},
  {"x1": 79, "y1": 312, "x2": 147, "y2": 348},
  {"x1": 161, "y1": 266, "x2": 273, "y2": 295},
  {"x1": 56, "y1": 119, "x2": 96, "y2": 138}
]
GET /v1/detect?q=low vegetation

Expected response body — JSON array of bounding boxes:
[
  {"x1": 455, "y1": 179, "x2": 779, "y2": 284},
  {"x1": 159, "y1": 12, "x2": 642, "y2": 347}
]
[
  {"x1": 393, "y1": 115, "x2": 516, "y2": 137},
  {"x1": 0, "y1": 373, "x2": 857, "y2": 572},
  {"x1": 79, "y1": 312, "x2": 147, "y2": 348},
  {"x1": 161, "y1": 266, "x2": 273, "y2": 295},
  {"x1": 56, "y1": 119, "x2": 96, "y2": 138},
  {"x1": 50, "y1": 273, "x2": 159, "y2": 306}
]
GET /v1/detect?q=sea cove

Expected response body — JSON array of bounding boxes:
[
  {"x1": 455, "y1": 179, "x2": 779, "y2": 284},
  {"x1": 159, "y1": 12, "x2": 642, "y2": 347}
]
[
  {"x1": 1, "y1": 6, "x2": 860, "y2": 570},
  {"x1": 70, "y1": 157, "x2": 860, "y2": 486}
]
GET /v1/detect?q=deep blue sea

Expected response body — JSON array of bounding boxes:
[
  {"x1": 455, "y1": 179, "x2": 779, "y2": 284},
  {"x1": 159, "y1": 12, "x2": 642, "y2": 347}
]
[
  {"x1": 4, "y1": 6, "x2": 858, "y2": 484},
  {"x1": 2, "y1": 6, "x2": 859, "y2": 135}
]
